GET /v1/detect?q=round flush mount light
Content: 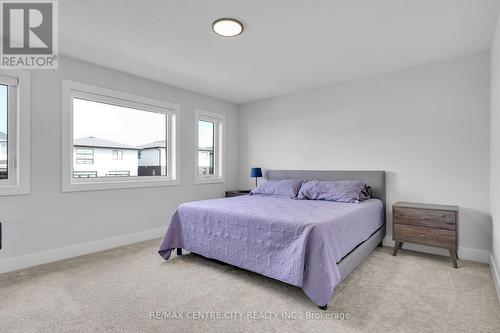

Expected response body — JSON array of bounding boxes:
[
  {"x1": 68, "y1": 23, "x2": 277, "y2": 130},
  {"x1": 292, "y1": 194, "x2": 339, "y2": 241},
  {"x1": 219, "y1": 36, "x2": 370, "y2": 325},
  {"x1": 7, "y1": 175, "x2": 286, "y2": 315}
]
[{"x1": 212, "y1": 18, "x2": 244, "y2": 37}]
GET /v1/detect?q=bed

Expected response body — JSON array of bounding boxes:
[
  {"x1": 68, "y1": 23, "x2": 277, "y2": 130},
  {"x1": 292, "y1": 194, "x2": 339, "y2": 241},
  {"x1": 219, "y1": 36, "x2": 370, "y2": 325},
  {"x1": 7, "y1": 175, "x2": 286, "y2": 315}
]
[{"x1": 158, "y1": 170, "x2": 386, "y2": 309}]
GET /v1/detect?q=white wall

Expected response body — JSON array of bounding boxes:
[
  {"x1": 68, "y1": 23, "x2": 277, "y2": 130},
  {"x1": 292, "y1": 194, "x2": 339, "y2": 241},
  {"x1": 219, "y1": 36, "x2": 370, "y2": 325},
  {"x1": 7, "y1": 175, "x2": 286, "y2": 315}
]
[
  {"x1": 490, "y1": 15, "x2": 500, "y2": 295},
  {"x1": 239, "y1": 54, "x2": 491, "y2": 260},
  {"x1": 0, "y1": 56, "x2": 239, "y2": 270}
]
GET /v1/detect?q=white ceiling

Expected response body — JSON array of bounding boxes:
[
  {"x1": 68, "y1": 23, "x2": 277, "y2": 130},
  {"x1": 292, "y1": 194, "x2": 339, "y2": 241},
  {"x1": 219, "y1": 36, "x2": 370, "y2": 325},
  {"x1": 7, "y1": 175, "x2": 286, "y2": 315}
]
[{"x1": 60, "y1": 0, "x2": 500, "y2": 104}]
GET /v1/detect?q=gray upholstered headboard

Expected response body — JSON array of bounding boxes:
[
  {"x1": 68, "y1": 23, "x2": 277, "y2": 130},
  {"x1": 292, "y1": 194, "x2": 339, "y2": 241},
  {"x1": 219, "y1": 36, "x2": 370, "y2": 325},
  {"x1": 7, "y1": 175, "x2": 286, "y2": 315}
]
[{"x1": 267, "y1": 170, "x2": 386, "y2": 209}]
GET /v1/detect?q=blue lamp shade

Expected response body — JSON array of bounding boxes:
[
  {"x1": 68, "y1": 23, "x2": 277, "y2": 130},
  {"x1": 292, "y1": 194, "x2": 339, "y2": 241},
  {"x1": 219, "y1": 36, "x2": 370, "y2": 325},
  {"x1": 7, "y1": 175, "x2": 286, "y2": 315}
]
[{"x1": 250, "y1": 167, "x2": 262, "y2": 178}]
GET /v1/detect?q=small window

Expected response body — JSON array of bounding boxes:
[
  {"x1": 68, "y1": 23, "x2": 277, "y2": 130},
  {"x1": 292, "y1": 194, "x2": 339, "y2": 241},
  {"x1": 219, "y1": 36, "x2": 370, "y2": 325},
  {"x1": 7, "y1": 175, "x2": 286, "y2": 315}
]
[
  {"x1": 112, "y1": 149, "x2": 123, "y2": 160},
  {"x1": 194, "y1": 109, "x2": 225, "y2": 184},
  {"x1": 75, "y1": 148, "x2": 94, "y2": 164},
  {"x1": 62, "y1": 80, "x2": 180, "y2": 192},
  {"x1": 0, "y1": 71, "x2": 30, "y2": 196}
]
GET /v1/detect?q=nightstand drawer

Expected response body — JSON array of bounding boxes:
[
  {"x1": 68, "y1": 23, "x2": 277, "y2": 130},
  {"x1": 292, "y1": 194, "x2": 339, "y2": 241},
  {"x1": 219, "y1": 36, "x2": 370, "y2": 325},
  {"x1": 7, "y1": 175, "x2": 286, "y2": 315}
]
[
  {"x1": 394, "y1": 223, "x2": 456, "y2": 249},
  {"x1": 393, "y1": 207, "x2": 456, "y2": 230}
]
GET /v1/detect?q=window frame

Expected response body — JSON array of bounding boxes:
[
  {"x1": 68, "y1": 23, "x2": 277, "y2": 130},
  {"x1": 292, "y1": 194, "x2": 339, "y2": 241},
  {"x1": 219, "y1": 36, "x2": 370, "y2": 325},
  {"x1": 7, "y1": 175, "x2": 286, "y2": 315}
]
[
  {"x1": 0, "y1": 70, "x2": 30, "y2": 196},
  {"x1": 194, "y1": 109, "x2": 225, "y2": 184},
  {"x1": 61, "y1": 80, "x2": 180, "y2": 192}
]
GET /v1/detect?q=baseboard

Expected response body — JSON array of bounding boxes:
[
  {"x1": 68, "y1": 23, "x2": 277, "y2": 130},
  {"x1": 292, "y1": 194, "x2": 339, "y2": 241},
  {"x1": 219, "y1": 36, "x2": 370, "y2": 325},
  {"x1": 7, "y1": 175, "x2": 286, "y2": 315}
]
[
  {"x1": 382, "y1": 236, "x2": 490, "y2": 263},
  {"x1": 490, "y1": 253, "x2": 500, "y2": 304},
  {"x1": 0, "y1": 227, "x2": 166, "y2": 274}
]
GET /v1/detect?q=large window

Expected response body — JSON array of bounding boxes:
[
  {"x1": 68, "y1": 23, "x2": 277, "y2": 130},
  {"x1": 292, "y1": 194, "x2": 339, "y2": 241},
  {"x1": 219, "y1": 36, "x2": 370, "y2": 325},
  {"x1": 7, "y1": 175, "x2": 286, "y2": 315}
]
[
  {"x1": 0, "y1": 71, "x2": 30, "y2": 196},
  {"x1": 62, "y1": 80, "x2": 179, "y2": 192},
  {"x1": 194, "y1": 109, "x2": 225, "y2": 184}
]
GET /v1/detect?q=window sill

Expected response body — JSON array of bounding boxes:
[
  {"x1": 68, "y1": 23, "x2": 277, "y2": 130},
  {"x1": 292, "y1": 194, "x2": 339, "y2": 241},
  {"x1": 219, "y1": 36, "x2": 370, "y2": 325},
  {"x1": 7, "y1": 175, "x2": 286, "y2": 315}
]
[
  {"x1": 194, "y1": 177, "x2": 225, "y2": 185},
  {"x1": 0, "y1": 183, "x2": 31, "y2": 196},
  {"x1": 62, "y1": 178, "x2": 181, "y2": 192}
]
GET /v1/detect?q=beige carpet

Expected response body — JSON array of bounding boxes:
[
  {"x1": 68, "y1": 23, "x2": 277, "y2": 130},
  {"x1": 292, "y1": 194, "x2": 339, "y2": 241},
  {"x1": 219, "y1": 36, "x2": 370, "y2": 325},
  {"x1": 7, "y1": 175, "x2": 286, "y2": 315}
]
[{"x1": 0, "y1": 240, "x2": 499, "y2": 333}]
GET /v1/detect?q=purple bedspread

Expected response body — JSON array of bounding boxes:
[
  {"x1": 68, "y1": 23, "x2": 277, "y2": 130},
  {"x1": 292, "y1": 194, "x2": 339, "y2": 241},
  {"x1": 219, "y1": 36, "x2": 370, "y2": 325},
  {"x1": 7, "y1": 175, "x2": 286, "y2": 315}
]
[{"x1": 158, "y1": 196, "x2": 383, "y2": 306}]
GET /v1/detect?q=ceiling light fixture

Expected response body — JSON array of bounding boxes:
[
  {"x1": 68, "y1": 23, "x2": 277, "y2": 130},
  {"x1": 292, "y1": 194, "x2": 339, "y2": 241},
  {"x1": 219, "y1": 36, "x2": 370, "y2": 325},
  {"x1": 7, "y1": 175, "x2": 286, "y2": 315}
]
[{"x1": 212, "y1": 18, "x2": 244, "y2": 37}]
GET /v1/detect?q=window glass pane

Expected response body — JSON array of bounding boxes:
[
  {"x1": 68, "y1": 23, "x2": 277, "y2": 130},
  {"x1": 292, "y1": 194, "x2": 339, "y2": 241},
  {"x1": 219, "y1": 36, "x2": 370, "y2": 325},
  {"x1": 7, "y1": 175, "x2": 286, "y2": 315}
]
[
  {"x1": 73, "y1": 98, "x2": 167, "y2": 178},
  {"x1": 0, "y1": 84, "x2": 7, "y2": 180},
  {"x1": 198, "y1": 120, "x2": 214, "y2": 176}
]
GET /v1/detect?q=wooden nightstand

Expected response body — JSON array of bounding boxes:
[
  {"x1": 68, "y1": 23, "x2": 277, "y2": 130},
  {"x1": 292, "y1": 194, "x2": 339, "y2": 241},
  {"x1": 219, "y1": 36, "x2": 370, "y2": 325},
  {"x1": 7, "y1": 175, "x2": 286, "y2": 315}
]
[
  {"x1": 225, "y1": 190, "x2": 251, "y2": 198},
  {"x1": 392, "y1": 202, "x2": 459, "y2": 268}
]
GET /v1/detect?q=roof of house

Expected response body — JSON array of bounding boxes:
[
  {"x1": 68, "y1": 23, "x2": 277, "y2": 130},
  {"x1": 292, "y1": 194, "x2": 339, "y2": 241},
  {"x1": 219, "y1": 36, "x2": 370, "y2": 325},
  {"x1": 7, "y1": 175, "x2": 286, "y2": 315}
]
[
  {"x1": 0, "y1": 131, "x2": 6, "y2": 141},
  {"x1": 138, "y1": 140, "x2": 166, "y2": 149},
  {"x1": 74, "y1": 136, "x2": 139, "y2": 150}
]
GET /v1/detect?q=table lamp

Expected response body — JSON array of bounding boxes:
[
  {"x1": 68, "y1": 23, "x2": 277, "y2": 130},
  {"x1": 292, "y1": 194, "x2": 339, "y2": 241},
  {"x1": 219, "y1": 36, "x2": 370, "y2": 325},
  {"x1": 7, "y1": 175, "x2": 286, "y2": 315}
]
[{"x1": 250, "y1": 167, "x2": 262, "y2": 187}]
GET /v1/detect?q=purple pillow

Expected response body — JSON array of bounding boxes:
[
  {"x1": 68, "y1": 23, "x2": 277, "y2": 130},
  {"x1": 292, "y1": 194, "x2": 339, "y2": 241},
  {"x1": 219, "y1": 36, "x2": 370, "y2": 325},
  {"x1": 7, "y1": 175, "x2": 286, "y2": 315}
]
[
  {"x1": 297, "y1": 180, "x2": 370, "y2": 203},
  {"x1": 250, "y1": 179, "x2": 303, "y2": 198}
]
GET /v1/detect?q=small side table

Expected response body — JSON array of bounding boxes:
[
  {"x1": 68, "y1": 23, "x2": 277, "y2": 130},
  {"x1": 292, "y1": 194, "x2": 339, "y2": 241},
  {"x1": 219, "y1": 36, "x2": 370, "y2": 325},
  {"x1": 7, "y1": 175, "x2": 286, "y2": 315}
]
[{"x1": 392, "y1": 202, "x2": 459, "y2": 268}]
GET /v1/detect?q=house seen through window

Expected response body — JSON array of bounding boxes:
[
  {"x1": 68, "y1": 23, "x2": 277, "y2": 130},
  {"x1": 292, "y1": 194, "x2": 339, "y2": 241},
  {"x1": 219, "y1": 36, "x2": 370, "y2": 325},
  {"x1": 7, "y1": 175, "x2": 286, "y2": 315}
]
[
  {"x1": 198, "y1": 120, "x2": 215, "y2": 176},
  {"x1": 194, "y1": 109, "x2": 224, "y2": 183},
  {"x1": 72, "y1": 98, "x2": 167, "y2": 178}
]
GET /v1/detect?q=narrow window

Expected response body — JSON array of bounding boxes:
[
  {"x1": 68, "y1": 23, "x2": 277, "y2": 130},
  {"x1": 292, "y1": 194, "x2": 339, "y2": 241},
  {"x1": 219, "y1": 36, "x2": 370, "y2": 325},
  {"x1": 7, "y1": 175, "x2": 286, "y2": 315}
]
[
  {"x1": 0, "y1": 84, "x2": 7, "y2": 180},
  {"x1": 195, "y1": 109, "x2": 225, "y2": 184},
  {"x1": 198, "y1": 120, "x2": 215, "y2": 176}
]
